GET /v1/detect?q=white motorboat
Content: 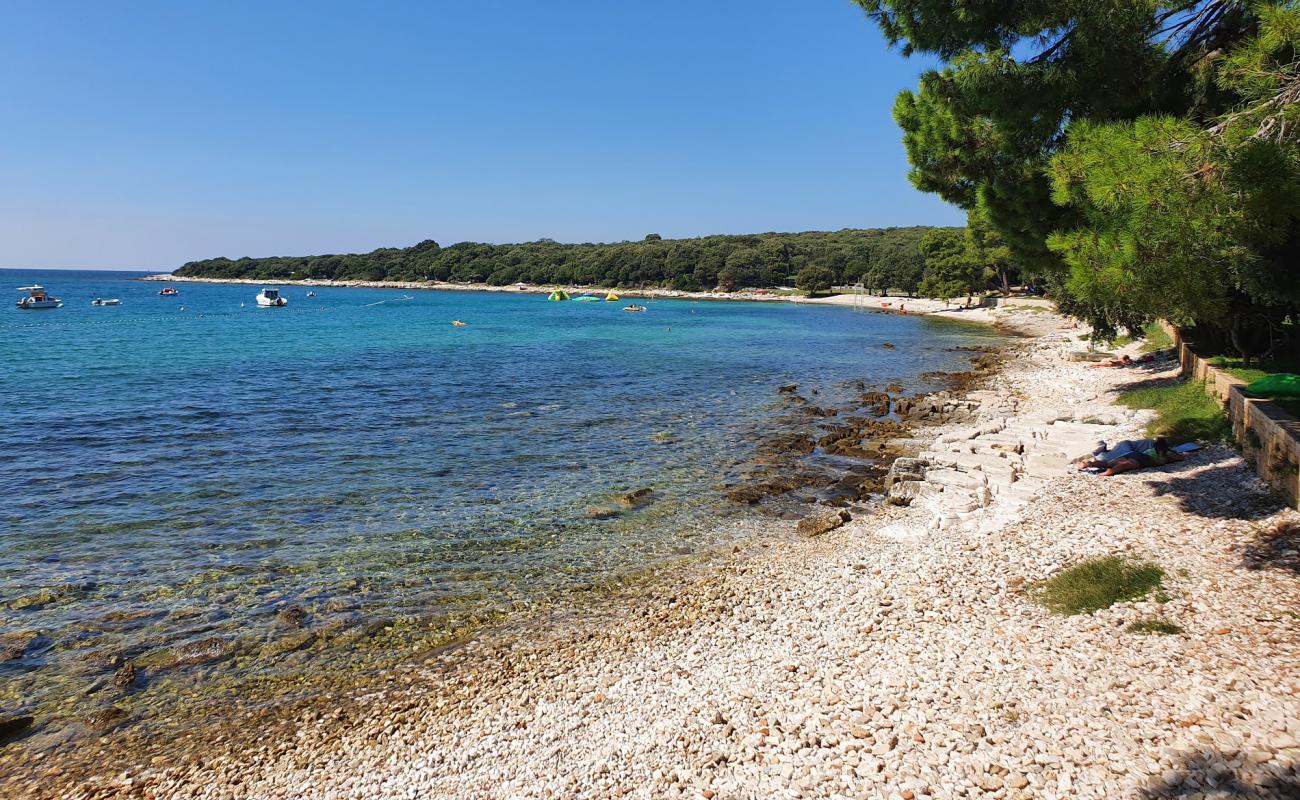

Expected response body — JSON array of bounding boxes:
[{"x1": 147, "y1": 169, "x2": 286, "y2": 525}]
[
  {"x1": 92, "y1": 297, "x2": 121, "y2": 306},
  {"x1": 255, "y1": 288, "x2": 288, "y2": 307},
  {"x1": 16, "y1": 285, "x2": 62, "y2": 309}
]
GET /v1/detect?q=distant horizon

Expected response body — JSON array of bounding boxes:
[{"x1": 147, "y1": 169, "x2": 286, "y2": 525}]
[{"x1": 2, "y1": 1, "x2": 962, "y2": 270}]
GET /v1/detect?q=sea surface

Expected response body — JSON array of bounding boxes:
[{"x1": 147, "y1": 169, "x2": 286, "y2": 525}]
[{"x1": 0, "y1": 268, "x2": 997, "y2": 742}]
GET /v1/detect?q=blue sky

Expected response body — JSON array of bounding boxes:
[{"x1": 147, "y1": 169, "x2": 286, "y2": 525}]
[{"x1": 0, "y1": 0, "x2": 959, "y2": 269}]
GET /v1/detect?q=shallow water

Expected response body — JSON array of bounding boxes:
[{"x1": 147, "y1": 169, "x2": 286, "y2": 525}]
[{"x1": 0, "y1": 269, "x2": 996, "y2": 737}]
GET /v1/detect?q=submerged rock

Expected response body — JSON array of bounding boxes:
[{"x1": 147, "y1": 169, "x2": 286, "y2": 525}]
[
  {"x1": 797, "y1": 509, "x2": 852, "y2": 537},
  {"x1": 0, "y1": 713, "x2": 34, "y2": 744},
  {"x1": 777, "y1": 384, "x2": 798, "y2": 393},
  {"x1": 616, "y1": 488, "x2": 654, "y2": 508},
  {"x1": 84, "y1": 704, "x2": 129, "y2": 733},
  {"x1": 759, "y1": 434, "x2": 816, "y2": 457},
  {"x1": 0, "y1": 630, "x2": 39, "y2": 662},
  {"x1": 265, "y1": 631, "x2": 316, "y2": 658},
  {"x1": 112, "y1": 662, "x2": 138, "y2": 689},
  {"x1": 142, "y1": 636, "x2": 237, "y2": 669},
  {"x1": 275, "y1": 605, "x2": 309, "y2": 629}
]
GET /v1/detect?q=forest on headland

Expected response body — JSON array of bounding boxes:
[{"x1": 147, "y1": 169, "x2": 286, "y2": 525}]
[{"x1": 175, "y1": 226, "x2": 991, "y2": 297}]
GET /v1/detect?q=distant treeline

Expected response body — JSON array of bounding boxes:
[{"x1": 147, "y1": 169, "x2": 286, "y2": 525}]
[{"x1": 175, "y1": 227, "x2": 957, "y2": 293}]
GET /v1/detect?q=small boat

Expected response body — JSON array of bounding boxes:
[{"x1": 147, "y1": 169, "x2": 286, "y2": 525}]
[
  {"x1": 91, "y1": 298, "x2": 121, "y2": 306},
  {"x1": 159, "y1": 287, "x2": 179, "y2": 296},
  {"x1": 547, "y1": 290, "x2": 570, "y2": 301},
  {"x1": 16, "y1": 285, "x2": 62, "y2": 309},
  {"x1": 255, "y1": 288, "x2": 288, "y2": 307},
  {"x1": 623, "y1": 304, "x2": 647, "y2": 313},
  {"x1": 306, "y1": 291, "x2": 316, "y2": 298},
  {"x1": 605, "y1": 292, "x2": 620, "y2": 301}
]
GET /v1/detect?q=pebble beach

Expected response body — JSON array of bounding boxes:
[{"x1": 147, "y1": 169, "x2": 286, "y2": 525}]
[{"x1": 7, "y1": 308, "x2": 1299, "y2": 800}]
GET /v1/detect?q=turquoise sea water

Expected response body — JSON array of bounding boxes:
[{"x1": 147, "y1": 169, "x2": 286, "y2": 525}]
[{"x1": 0, "y1": 269, "x2": 995, "y2": 740}]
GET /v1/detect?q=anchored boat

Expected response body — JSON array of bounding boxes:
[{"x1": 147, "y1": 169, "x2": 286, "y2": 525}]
[
  {"x1": 16, "y1": 285, "x2": 62, "y2": 309},
  {"x1": 255, "y1": 288, "x2": 288, "y2": 307},
  {"x1": 158, "y1": 287, "x2": 179, "y2": 296},
  {"x1": 91, "y1": 298, "x2": 121, "y2": 306}
]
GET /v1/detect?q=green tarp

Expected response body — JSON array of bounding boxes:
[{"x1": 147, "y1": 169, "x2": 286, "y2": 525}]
[{"x1": 1245, "y1": 373, "x2": 1300, "y2": 397}]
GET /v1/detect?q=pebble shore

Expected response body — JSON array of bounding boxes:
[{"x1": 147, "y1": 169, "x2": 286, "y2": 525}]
[{"x1": 9, "y1": 312, "x2": 1300, "y2": 799}]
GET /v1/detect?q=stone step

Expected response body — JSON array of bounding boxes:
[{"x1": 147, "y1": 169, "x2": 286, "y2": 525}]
[{"x1": 924, "y1": 467, "x2": 988, "y2": 491}]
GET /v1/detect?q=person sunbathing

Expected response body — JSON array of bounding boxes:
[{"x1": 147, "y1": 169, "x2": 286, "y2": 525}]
[
  {"x1": 1088, "y1": 353, "x2": 1156, "y2": 368},
  {"x1": 1080, "y1": 437, "x2": 1184, "y2": 475}
]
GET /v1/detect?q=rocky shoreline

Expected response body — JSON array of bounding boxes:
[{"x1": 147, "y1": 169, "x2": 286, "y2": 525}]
[{"x1": 5, "y1": 311, "x2": 1298, "y2": 799}]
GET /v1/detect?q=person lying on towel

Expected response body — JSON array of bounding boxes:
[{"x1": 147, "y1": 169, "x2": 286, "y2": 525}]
[{"x1": 1077, "y1": 437, "x2": 1186, "y2": 476}]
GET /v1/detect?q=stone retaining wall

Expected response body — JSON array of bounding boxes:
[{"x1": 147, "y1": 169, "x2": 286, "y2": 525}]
[{"x1": 1162, "y1": 322, "x2": 1300, "y2": 506}]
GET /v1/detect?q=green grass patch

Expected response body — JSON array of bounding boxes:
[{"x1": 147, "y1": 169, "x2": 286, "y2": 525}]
[
  {"x1": 1117, "y1": 378, "x2": 1232, "y2": 442},
  {"x1": 1138, "y1": 322, "x2": 1173, "y2": 353},
  {"x1": 1029, "y1": 555, "x2": 1165, "y2": 616},
  {"x1": 1126, "y1": 618, "x2": 1184, "y2": 635}
]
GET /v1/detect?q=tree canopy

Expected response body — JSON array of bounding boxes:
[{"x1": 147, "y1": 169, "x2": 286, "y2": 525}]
[{"x1": 856, "y1": 0, "x2": 1300, "y2": 351}]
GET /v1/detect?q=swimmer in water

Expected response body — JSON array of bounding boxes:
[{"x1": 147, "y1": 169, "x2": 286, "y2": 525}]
[{"x1": 452, "y1": 320, "x2": 467, "y2": 327}]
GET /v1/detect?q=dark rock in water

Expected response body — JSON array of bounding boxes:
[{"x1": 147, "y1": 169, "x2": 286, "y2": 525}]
[
  {"x1": 147, "y1": 636, "x2": 236, "y2": 669},
  {"x1": 725, "y1": 471, "x2": 828, "y2": 505},
  {"x1": 797, "y1": 509, "x2": 852, "y2": 537},
  {"x1": 886, "y1": 383, "x2": 904, "y2": 394},
  {"x1": 0, "y1": 630, "x2": 39, "y2": 662},
  {"x1": 265, "y1": 631, "x2": 316, "y2": 658},
  {"x1": 777, "y1": 384, "x2": 798, "y2": 393},
  {"x1": 71, "y1": 647, "x2": 125, "y2": 676},
  {"x1": 616, "y1": 488, "x2": 654, "y2": 508},
  {"x1": 798, "y1": 406, "x2": 838, "y2": 418},
  {"x1": 84, "y1": 705, "x2": 129, "y2": 732},
  {"x1": 760, "y1": 433, "x2": 816, "y2": 456},
  {"x1": 881, "y1": 342, "x2": 897, "y2": 350},
  {"x1": 0, "y1": 714, "x2": 34, "y2": 744},
  {"x1": 585, "y1": 505, "x2": 621, "y2": 519},
  {"x1": 275, "y1": 604, "x2": 309, "y2": 629},
  {"x1": 725, "y1": 486, "x2": 769, "y2": 505},
  {"x1": 861, "y1": 392, "x2": 891, "y2": 417},
  {"x1": 112, "y1": 662, "x2": 137, "y2": 689}
]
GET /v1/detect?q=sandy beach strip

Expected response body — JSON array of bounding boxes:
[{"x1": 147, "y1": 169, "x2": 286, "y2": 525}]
[{"x1": 8, "y1": 311, "x2": 1299, "y2": 800}]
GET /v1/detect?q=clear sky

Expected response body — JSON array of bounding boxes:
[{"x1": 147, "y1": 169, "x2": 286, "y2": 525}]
[{"x1": 1, "y1": 0, "x2": 959, "y2": 269}]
